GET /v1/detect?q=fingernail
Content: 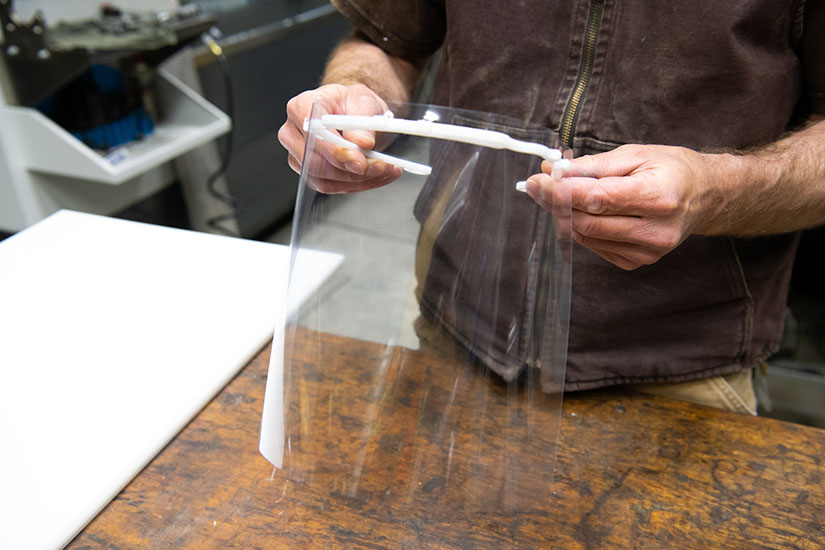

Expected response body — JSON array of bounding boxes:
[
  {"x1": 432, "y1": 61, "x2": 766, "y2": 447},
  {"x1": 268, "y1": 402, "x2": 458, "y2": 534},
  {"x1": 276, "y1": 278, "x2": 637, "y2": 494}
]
[
  {"x1": 348, "y1": 130, "x2": 375, "y2": 148},
  {"x1": 346, "y1": 161, "x2": 365, "y2": 175},
  {"x1": 365, "y1": 162, "x2": 384, "y2": 178},
  {"x1": 525, "y1": 178, "x2": 541, "y2": 196},
  {"x1": 553, "y1": 159, "x2": 572, "y2": 180}
]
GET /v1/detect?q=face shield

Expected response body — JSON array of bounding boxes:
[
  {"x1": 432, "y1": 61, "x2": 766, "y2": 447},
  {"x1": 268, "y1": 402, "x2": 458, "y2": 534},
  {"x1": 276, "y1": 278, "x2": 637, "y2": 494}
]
[{"x1": 260, "y1": 101, "x2": 572, "y2": 535}]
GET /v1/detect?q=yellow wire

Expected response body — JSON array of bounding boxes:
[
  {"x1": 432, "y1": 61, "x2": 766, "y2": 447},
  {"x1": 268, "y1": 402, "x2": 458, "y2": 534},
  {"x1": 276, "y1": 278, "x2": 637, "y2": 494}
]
[{"x1": 206, "y1": 40, "x2": 223, "y2": 57}]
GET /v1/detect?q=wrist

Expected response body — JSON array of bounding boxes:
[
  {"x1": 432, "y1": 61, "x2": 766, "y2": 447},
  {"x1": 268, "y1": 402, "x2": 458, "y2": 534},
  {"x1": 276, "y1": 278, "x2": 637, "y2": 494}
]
[
  {"x1": 689, "y1": 150, "x2": 754, "y2": 236},
  {"x1": 321, "y1": 38, "x2": 420, "y2": 107}
]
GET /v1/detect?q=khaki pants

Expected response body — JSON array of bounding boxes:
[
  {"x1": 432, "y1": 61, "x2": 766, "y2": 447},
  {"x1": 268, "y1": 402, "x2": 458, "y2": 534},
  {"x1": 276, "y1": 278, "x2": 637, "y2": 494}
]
[
  {"x1": 626, "y1": 368, "x2": 757, "y2": 415},
  {"x1": 415, "y1": 314, "x2": 758, "y2": 415}
]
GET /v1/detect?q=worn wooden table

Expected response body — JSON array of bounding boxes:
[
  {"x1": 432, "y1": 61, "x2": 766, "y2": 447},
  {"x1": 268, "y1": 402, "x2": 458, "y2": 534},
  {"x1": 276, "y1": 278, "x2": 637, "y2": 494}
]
[{"x1": 68, "y1": 332, "x2": 825, "y2": 549}]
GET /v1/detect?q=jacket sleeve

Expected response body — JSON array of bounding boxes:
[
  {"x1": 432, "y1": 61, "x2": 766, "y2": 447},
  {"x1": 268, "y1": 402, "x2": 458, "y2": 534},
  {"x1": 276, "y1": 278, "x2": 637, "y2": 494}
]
[{"x1": 330, "y1": 0, "x2": 446, "y2": 59}]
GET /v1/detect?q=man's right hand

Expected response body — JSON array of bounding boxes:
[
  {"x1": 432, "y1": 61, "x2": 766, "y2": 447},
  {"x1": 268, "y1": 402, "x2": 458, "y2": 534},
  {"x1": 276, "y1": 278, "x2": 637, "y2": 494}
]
[{"x1": 278, "y1": 83, "x2": 403, "y2": 193}]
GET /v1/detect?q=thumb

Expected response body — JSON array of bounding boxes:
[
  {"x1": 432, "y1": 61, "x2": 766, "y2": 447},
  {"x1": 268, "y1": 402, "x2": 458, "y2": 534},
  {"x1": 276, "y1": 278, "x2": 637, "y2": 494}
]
[{"x1": 340, "y1": 89, "x2": 388, "y2": 150}]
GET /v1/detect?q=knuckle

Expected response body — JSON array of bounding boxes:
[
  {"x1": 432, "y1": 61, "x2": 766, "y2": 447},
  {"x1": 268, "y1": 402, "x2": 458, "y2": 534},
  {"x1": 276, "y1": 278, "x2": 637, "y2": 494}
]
[
  {"x1": 581, "y1": 216, "x2": 601, "y2": 237},
  {"x1": 603, "y1": 251, "x2": 637, "y2": 271},
  {"x1": 618, "y1": 143, "x2": 646, "y2": 160},
  {"x1": 276, "y1": 124, "x2": 290, "y2": 145},
  {"x1": 584, "y1": 193, "x2": 604, "y2": 214},
  {"x1": 586, "y1": 182, "x2": 612, "y2": 214},
  {"x1": 621, "y1": 251, "x2": 655, "y2": 270},
  {"x1": 277, "y1": 127, "x2": 302, "y2": 159},
  {"x1": 650, "y1": 227, "x2": 682, "y2": 250},
  {"x1": 287, "y1": 88, "x2": 324, "y2": 118},
  {"x1": 575, "y1": 153, "x2": 594, "y2": 167},
  {"x1": 637, "y1": 219, "x2": 682, "y2": 252},
  {"x1": 638, "y1": 251, "x2": 661, "y2": 266},
  {"x1": 654, "y1": 194, "x2": 682, "y2": 216},
  {"x1": 285, "y1": 95, "x2": 303, "y2": 118},
  {"x1": 615, "y1": 143, "x2": 636, "y2": 152}
]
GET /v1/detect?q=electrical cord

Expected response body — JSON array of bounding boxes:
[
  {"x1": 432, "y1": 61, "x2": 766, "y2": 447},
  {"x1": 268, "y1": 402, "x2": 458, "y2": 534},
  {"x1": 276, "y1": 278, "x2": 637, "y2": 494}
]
[{"x1": 201, "y1": 29, "x2": 241, "y2": 237}]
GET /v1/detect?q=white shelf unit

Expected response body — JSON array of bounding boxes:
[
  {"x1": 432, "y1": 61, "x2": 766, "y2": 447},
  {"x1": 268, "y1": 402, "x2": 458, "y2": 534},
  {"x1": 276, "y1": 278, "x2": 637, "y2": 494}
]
[{"x1": 0, "y1": 63, "x2": 231, "y2": 232}]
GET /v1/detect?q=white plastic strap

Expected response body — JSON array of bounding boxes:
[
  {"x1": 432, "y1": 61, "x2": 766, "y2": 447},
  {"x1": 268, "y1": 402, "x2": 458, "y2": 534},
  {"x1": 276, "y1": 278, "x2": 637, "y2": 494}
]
[
  {"x1": 320, "y1": 114, "x2": 563, "y2": 162},
  {"x1": 306, "y1": 113, "x2": 569, "y2": 188}
]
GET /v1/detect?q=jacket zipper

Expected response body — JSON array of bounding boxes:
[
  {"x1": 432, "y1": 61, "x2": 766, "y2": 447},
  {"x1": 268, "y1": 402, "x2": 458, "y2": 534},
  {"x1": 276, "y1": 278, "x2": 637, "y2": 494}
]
[
  {"x1": 559, "y1": 0, "x2": 605, "y2": 148},
  {"x1": 529, "y1": 0, "x2": 604, "y2": 376}
]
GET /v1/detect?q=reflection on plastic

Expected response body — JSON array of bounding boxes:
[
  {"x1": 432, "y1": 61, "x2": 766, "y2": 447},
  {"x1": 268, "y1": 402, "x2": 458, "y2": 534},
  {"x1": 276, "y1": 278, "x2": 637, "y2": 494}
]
[{"x1": 260, "y1": 102, "x2": 572, "y2": 543}]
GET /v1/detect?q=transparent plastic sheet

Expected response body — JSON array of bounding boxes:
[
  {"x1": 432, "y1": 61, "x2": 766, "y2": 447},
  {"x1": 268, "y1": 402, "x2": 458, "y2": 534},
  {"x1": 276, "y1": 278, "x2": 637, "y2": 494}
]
[{"x1": 260, "y1": 102, "x2": 572, "y2": 546}]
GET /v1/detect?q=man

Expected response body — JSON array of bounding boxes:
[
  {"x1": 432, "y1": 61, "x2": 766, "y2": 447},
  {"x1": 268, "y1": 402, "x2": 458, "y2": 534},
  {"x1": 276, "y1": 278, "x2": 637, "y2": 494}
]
[{"x1": 278, "y1": 0, "x2": 825, "y2": 414}]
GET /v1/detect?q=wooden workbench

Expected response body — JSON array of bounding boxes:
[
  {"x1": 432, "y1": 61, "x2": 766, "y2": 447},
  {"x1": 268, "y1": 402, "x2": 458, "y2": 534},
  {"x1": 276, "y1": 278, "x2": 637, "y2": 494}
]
[{"x1": 68, "y1": 332, "x2": 825, "y2": 549}]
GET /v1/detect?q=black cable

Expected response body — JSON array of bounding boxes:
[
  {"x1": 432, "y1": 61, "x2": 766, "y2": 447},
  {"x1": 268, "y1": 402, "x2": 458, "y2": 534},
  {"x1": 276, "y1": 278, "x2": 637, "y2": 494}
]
[{"x1": 202, "y1": 30, "x2": 241, "y2": 237}]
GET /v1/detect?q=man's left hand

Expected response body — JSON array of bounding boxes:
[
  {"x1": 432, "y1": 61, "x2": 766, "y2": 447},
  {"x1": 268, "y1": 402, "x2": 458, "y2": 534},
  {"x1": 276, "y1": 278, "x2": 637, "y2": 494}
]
[{"x1": 526, "y1": 144, "x2": 711, "y2": 270}]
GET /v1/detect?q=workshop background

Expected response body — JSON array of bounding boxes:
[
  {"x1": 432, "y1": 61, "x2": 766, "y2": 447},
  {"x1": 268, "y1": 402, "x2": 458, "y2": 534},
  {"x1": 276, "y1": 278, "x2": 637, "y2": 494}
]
[{"x1": 0, "y1": 0, "x2": 823, "y2": 428}]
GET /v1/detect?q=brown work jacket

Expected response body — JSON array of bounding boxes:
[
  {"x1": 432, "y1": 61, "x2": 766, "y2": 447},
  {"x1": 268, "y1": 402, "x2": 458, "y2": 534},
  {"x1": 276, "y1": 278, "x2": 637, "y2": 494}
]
[{"x1": 332, "y1": 0, "x2": 825, "y2": 390}]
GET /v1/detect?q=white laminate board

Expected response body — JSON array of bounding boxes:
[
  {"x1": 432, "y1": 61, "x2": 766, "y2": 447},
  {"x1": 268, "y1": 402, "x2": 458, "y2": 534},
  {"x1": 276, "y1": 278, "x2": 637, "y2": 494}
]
[{"x1": 0, "y1": 210, "x2": 341, "y2": 550}]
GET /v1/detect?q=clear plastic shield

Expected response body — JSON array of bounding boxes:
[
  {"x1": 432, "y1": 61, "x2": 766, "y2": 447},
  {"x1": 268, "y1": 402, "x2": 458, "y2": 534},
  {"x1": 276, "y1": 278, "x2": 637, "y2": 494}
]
[{"x1": 260, "y1": 102, "x2": 572, "y2": 540}]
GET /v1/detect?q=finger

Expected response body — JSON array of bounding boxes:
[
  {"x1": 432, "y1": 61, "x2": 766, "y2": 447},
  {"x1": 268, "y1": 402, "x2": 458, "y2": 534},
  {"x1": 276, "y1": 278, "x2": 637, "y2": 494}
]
[
  {"x1": 571, "y1": 210, "x2": 683, "y2": 251},
  {"x1": 342, "y1": 129, "x2": 376, "y2": 150},
  {"x1": 587, "y1": 246, "x2": 641, "y2": 271},
  {"x1": 551, "y1": 217, "x2": 574, "y2": 265},
  {"x1": 568, "y1": 176, "x2": 632, "y2": 216},
  {"x1": 560, "y1": 144, "x2": 647, "y2": 179},
  {"x1": 555, "y1": 173, "x2": 673, "y2": 218},
  {"x1": 525, "y1": 173, "x2": 573, "y2": 210},
  {"x1": 283, "y1": 93, "x2": 323, "y2": 143},
  {"x1": 302, "y1": 148, "x2": 395, "y2": 181},
  {"x1": 529, "y1": 170, "x2": 682, "y2": 267},
  {"x1": 286, "y1": 89, "x2": 338, "y2": 125},
  {"x1": 278, "y1": 121, "x2": 309, "y2": 163},
  {"x1": 309, "y1": 165, "x2": 403, "y2": 194},
  {"x1": 330, "y1": 145, "x2": 371, "y2": 175},
  {"x1": 280, "y1": 119, "x2": 362, "y2": 176},
  {"x1": 283, "y1": 84, "x2": 395, "y2": 179},
  {"x1": 525, "y1": 174, "x2": 574, "y2": 244},
  {"x1": 364, "y1": 158, "x2": 398, "y2": 179},
  {"x1": 572, "y1": 210, "x2": 644, "y2": 245},
  {"x1": 541, "y1": 146, "x2": 671, "y2": 217},
  {"x1": 291, "y1": 133, "x2": 369, "y2": 175},
  {"x1": 282, "y1": 88, "x2": 378, "y2": 168},
  {"x1": 572, "y1": 230, "x2": 664, "y2": 269},
  {"x1": 341, "y1": 90, "x2": 390, "y2": 147}
]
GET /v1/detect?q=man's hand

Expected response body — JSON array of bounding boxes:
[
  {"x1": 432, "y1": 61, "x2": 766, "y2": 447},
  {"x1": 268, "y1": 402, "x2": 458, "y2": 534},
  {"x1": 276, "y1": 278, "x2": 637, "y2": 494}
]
[
  {"x1": 525, "y1": 144, "x2": 710, "y2": 270},
  {"x1": 278, "y1": 83, "x2": 402, "y2": 193}
]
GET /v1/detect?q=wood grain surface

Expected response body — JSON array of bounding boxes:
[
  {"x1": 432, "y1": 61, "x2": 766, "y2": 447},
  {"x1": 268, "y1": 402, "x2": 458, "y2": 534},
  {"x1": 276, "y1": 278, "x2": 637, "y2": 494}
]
[{"x1": 68, "y1": 332, "x2": 825, "y2": 550}]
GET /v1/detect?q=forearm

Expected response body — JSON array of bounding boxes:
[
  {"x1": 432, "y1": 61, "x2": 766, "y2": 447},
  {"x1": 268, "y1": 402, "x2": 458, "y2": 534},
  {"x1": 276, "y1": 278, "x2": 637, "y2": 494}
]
[
  {"x1": 696, "y1": 116, "x2": 825, "y2": 236},
  {"x1": 321, "y1": 31, "x2": 426, "y2": 105}
]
